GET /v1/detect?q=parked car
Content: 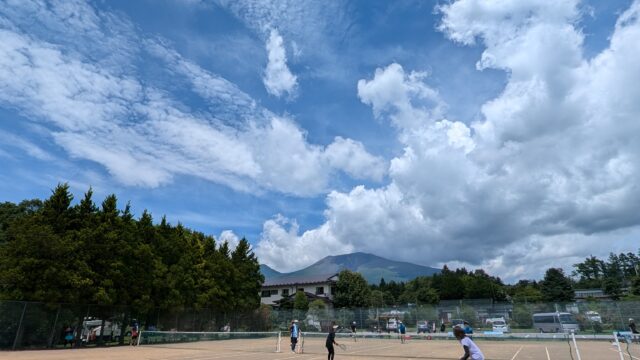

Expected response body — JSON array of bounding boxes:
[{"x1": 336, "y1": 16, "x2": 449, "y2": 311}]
[
  {"x1": 486, "y1": 318, "x2": 509, "y2": 333},
  {"x1": 386, "y1": 318, "x2": 399, "y2": 333},
  {"x1": 585, "y1": 311, "x2": 602, "y2": 323}
]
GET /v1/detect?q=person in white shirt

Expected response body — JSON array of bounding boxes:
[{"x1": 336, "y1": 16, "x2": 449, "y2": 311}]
[{"x1": 454, "y1": 326, "x2": 484, "y2": 360}]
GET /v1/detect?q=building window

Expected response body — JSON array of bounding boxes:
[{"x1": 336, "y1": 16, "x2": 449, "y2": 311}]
[
  {"x1": 261, "y1": 290, "x2": 271, "y2": 297},
  {"x1": 271, "y1": 289, "x2": 278, "y2": 296},
  {"x1": 297, "y1": 288, "x2": 304, "y2": 293},
  {"x1": 282, "y1": 289, "x2": 289, "y2": 297},
  {"x1": 316, "y1": 286, "x2": 324, "y2": 295}
]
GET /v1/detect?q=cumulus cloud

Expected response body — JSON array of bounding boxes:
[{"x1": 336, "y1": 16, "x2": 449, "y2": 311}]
[
  {"x1": 0, "y1": 0, "x2": 384, "y2": 196},
  {"x1": 255, "y1": 215, "x2": 351, "y2": 271},
  {"x1": 263, "y1": 28, "x2": 298, "y2": 98},
  {"x1": 256, "y1": 0, "x2": 640, "y2": 280},
  {"x1": 218, "y1": 230, "x2": 241, "y2": 251}
]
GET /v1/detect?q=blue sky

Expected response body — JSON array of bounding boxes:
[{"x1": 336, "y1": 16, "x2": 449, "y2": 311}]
[{"x1": 1, "y1": 0, "x2": 639, "y2": 281}]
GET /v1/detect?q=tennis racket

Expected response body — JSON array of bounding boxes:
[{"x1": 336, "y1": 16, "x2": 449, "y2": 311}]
[{"x1": 338, "y1": 343, "x2": 347, "y2": 351}]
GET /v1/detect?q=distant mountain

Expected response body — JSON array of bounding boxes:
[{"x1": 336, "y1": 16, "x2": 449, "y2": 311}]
[
  {"x1": 260, "y1": 252, "x2": 440, "y2": 284},
  {"x1": 259, "y1": 264, "x2": 282, "y2": 280}
]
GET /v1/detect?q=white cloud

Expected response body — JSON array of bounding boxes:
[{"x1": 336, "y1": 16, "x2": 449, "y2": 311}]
[
  {"x1": 0, "y1": 0, "x2": 383, "y2": 196},
  {"x1": 255, "y1": 214, "x2": 351, "y2": 271},
  {"x1": 0, "y1": 130, "x2": 53, "y2": 161},
  {"x1": 257, "y1": 0, "x2": 640, "y2": 281},
  {"x1": 218, "y1": 230, "x2": 240, "y2": 251},
  {"x1": 357, "y1": 63, "x2": 445, "y2": 130},
  {"x1": 262, "y1": 28, "x2": 298, "y2": 98},
  {"x1": 324, "y1": 137, "x2": 386, "y2": 182}
]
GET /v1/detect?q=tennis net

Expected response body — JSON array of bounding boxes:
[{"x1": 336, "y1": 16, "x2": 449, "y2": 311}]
[{"x1": 138, "y1": 331, "x2": 281, "y2": 352}]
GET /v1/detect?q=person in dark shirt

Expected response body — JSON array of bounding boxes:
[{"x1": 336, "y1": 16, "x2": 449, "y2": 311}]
[
  {"x1": 630, "y1": 318, "x2": 639, "y2": 343},
  {"x1": 351, "y1": 321, "x2": 357, "y2": 342},
  {"x1": 440, "y1": 322, "x2": 446, "y2": 333},
  {"x1": 326, "y1": 324, "x2": 340, "y2": 360}
]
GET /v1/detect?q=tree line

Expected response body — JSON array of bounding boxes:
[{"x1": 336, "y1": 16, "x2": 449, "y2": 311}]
[
  {"x1": 1, "y1": 184, "x2": 638, "y2": 312},
  {"x1": 330, "y1": 251, "x2": 640, "y2": 308},
  {"x1": 0, "y1": 184, "x2": 263, "y2": 315}
]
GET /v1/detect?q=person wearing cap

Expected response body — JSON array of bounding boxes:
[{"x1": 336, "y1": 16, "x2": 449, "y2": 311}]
[
  {"x1": 326, "y1": 324, "x2": 340, "y2": 360},
  {"x1": 398, "y1": 320, "x2": 406, "y2": 344},
  {"x1": 290, "y1": 320, "x2": 301, "y2": 353}
]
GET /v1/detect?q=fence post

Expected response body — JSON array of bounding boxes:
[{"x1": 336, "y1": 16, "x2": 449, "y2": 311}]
[
  {"x1": 12, "y1": 302, "x2": 27, "y2": 350},
  {"x1": 47, "y1": 305, "x2": 61, "y2": 348}
]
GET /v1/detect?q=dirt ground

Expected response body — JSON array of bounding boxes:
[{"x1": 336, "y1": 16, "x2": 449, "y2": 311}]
[{"x1": 1, "y1": 336, "x2": 638, "y2": 360}]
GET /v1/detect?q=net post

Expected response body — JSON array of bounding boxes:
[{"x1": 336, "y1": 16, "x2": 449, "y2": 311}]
[
  {"x1": 276, "y1": 331, "x2": 281, "y2": 353},
  {"x1": 571, "y1": 332, "x2": 581, "y2": 360},
  {"x1": 137, "y1": 330, "x2": 143, "y2": 346},
  {"x1": 613, "y1": 332, "x2": 625, "y2": 360}
]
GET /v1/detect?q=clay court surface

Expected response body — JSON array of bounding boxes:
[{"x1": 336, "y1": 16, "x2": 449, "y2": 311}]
[{"x1": 1, "y1": 337, "x2": 638, "y2": 360}]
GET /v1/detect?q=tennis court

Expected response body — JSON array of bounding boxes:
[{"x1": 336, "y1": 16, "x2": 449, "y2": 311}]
[{"x1": 1, "y1": 331, "x2": 638, "y2": 360}]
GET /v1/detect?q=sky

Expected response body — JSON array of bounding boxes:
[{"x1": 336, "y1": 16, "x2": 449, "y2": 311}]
[{"x1": 0, "y1": 0, "x2": 639, "y2": 282}]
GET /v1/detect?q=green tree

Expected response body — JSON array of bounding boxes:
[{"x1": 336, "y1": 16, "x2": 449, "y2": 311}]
[
  {"x1": 431, "y1": 267, "x2": 465, "y2": 300},
  {"x1": 630, "y1": 276, "x2": 640, "y2": 296},
  {"x1": 333, "y1": 270, "x2": 371, "y2": 308},
  {"x1": 603, "y1": 277, "x2": 623, "y2": 300},
  {"x1": 511, "y1": 284, "x2": 543, "y2": 303},
  {"x1": 369, "y1": 290, "x2": 385, "y2": 308},
  {"x1": 294, "y1": 290, "x2": 309, "y2": 311},
  {"x1": 230, "y1": 238, "x2": 264, "y2": 312},
  {"x1": 540, "y1": 268, "x2": 574, "y2": 302},
  {"x1": 0, "y1": 184, "x2": 269, "y2": 319}
]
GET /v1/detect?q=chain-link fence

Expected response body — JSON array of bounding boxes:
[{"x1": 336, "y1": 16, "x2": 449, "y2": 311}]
[{"x1": 2, "y1": 299, "x2": 639, "y2": 349}]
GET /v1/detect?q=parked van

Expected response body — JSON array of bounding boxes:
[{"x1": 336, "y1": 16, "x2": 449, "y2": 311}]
[
  {"x1": 532, "y1": 312, "x2": 579, "y2": 333},
  {"x1": 81, "y1": 318, "x2": 121, "y2": 343}
]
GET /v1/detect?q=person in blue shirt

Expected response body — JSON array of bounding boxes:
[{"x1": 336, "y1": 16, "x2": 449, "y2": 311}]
[
  {"x1": 290, "y1": 320, "x2": 300, "y2": 353},
  {"x1": 399, "y1": 321, "x2": 407, "y2": 344},
  {"x1": 463, "y1": 321, "x2": 473, "y2": 337}
]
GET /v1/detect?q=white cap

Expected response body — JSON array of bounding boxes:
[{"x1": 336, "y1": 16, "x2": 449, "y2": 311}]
[
  {"x1": 333, "y1": 325, "x2": 339, "y2": 329},
  {"x1": 630, "y1": 318, "x2": 634, "y2": 322},
  {"x1": 294, "y1": 319, "x2": 299, "y2": 323}
]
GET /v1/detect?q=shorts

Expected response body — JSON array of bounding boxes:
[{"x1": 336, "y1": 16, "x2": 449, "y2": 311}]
[{"x1": 291, "y1": 337, "x2": 298, "y2": 344}]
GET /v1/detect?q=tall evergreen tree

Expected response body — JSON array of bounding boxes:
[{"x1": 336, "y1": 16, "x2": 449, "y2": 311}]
[{"x1": 540, "y1": 268, "x2": 574, "y2": 302}]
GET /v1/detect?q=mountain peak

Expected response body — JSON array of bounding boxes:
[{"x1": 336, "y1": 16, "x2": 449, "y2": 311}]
[{"x1": 261, "y1": 252, "x2": 439, "y2": 284}]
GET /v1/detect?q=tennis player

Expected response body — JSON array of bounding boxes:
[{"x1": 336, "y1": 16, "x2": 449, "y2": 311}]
[
  {"x1": 399, "y1": 321, "x2": 406, "y2": 344},
  {"x1": 326, "y1": 324, "x2": 340, "y2": 360},
  {"x1": 290, "y1": 320, "x2": 300, "y2": 353},
  {"x1": 454, "y1": 326, "x2": 484, "y2": 360},
  {"x1": 351, "y1": 321, "x2": 357, "y2": 341}
]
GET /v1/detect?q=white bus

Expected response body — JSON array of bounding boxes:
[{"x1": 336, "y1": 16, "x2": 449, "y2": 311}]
[{"x1": 532, "y1": 312, "x2": 580, "y2": 333}]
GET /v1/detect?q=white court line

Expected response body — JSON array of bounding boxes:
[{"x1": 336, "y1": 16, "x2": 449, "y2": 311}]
[
  {"x1": 545, "y1": 346, "x2": 551, "y2": 360},
  {"x1": 609, "y1": 347, "x2": 640, "y2": 360},
  {"x1": 305, "y1": 343, "x2": 398, "y2": 360},
  {"x1": 510, "y1": 345, "x2": 524, "y2": 360}
]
